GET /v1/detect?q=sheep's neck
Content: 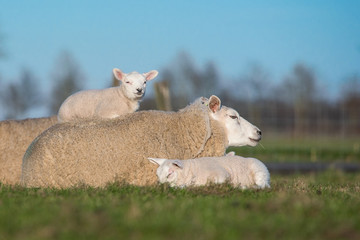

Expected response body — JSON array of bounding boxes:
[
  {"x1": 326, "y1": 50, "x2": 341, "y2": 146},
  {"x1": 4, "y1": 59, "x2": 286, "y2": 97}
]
[
  {"x1": 197, "y1": 119, "x2": 227, "y2": 158},
  {"x1": 117, "y1": 86, "x2": 140, "y2": 112}
]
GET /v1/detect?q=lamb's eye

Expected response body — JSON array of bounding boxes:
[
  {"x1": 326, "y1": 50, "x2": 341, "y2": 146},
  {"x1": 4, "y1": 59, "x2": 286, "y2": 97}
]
[
  {"x1": 230, "y1": 115, "x2": 238, "y2": 119},
  {"x1": 167, "y1": 169, "x2": 174, "y2": 178},
  {"x1": 125, "y1": 81, "x2": 130, "y2": 84}
]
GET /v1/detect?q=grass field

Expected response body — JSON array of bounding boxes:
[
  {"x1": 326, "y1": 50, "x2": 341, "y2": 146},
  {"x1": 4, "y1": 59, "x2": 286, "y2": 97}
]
[
  {"x1": 1, "y1": 136, "x2": 359, "y2": 240},
  {"x1": 1, "y1": 172, "x2": 360, "y2": 240},
  {"x1": 228, "y1": 135, "x2": 360, "y2": 163}
]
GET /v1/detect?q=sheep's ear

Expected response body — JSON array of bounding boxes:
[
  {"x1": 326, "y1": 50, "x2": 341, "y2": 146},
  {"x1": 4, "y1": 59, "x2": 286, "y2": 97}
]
[
  {"x1": 113, "y1": 68, "x2": 125, "y2": 81},
  {"x1": 148, "y1": 157, "x2": 167, "y2": 166},
  {"x1": 172, "y1": 160, "x2": 184, "y2": 169},
  {"x1": 208, "y1": 95, "x2": 221, "y2": 113},
  {"x1": 144, "y1": 70, "x2": 158, "y2": 81}
]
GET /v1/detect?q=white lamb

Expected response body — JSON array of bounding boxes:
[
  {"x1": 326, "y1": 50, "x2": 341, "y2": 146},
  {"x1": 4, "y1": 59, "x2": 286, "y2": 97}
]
[
  {"x1": 57, "y1": 68, "x2": 158, "y2": 122},
  {"x1": 148, "y1": 156, "x2": 270, "y2": 189}
]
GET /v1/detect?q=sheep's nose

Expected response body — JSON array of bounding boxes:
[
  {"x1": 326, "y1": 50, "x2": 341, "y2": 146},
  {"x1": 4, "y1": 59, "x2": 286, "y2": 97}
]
[
  {"x1": 136, "y1": 88, "x2": 142, "y2": 93},
  {"x1": 257, "y1": 130, "x2": 262, "y2": 136}
]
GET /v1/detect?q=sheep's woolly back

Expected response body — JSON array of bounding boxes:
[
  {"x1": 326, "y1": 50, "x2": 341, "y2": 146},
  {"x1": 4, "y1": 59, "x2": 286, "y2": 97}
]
[
  {"x1": 0, "y1": 116, "x2": 58, "y2": 185},
  {"x1": 21, "y1": 101, "x2": 227, "y2": 188}
]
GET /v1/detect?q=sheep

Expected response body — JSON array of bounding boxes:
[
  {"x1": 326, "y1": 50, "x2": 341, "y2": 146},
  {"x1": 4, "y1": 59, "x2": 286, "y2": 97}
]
[
  {"x1": 148, "y1": 155, "x2": 270, "y2": 189},
  {"x1": 21, "y1": 95, "x2": 262, "y2": 188},
  {"x1": 57, "y1": 68, "x2": 158, "y2": 122},
  {"x1": 0, "y1": 116, "x2": 58, "y2": 185}
]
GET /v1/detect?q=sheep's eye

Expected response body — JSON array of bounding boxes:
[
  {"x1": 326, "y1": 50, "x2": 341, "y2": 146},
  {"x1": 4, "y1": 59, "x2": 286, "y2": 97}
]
[
  {"x1": 125, "y1": 81, "x2": 131, "y2": 84},
  {"x1": 230, "y1": 115, "x2": 238, "y2": 119}
]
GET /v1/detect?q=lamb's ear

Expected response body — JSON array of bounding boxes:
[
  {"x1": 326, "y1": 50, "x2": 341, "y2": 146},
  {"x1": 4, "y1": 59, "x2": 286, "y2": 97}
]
[
  {"x1": 208, "y1": 95, "x2": 221, "y2": 113},
  {"x1": 172, "y1": 160, "x2": 184, "y2": 169},
  {"x1": 143, "y1": 70, "x2": 158, "y2": 81},
  {"x1": 148, "y1": 157, "x2": 167, "y2": 166},
  {"x1": 226, "y1": 151, "x2": 236, "y2": 156},
  {"x1": 113, "y1": 68, "x2": 125, "y2": 81}
]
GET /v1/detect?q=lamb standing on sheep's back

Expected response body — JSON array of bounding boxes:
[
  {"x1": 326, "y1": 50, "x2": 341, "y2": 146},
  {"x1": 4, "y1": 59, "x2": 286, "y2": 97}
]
[
  {"x1": 21, "y1": 95, "x2": 262, "y2": 188},
  {"x1": 0, "y1": 116, "x2": 58, "y2": 185},
  {"x1": 148, "y1": 156, "x2": 270, "y2": 189},
  {"x1": 57, "y1": 68, "x2": 158, "y2": 122}
]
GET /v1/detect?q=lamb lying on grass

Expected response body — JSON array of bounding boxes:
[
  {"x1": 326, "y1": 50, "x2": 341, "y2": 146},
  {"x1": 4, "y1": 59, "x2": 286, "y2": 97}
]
[
  {"x1": 0, "y1": 116, "x2": 58, "y2": 185},
  {"x1": 57, "y1": 68, "x2": 158, "y2": 122},
  {"x1": 21, "y1": 95, "x2": 262, "y2": 188},
  {"x1": 148, "y1": 156, "x2": 270, "y2": 189}
]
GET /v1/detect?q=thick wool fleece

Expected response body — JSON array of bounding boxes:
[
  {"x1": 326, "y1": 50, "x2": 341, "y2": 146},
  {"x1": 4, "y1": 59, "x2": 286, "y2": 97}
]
[
  {"x1": 0, "y1": 116, "x2": 58, "y2": 185},
  {"x1": 21, "y1": 101, "x2": 227, "y2": 188}
]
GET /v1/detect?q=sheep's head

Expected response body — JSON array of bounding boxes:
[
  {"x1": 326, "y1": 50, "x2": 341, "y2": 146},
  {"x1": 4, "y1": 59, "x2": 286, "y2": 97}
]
[
  {"x1": 148, "y1": 158, "x2": 183, "y2": 186},
  {"x1": 207, "y1": 95, "x2": 262, "y2": 147},
  {"x1": 113, "y1": 68, "x2": 158, "y2": 100}
]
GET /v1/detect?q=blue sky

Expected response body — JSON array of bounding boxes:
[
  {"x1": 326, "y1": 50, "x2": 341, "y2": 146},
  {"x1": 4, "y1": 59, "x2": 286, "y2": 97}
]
[{"x1": 0, "y1": 0, "x2": 359, "y2": 103}]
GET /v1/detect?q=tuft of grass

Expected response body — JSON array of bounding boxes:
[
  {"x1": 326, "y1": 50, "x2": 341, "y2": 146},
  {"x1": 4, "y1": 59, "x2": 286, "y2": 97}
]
[{"x1": 1, "y1": 171, "x2": 360, "y2": 240}]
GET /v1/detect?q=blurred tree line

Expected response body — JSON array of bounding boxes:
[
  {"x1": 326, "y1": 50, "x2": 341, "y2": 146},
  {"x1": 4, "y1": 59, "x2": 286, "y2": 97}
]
[
  {"x1": 0, "y1": 45, "x2": 359, "y2": 136},
  {"x1": 0, "y1": 51, "x2": 83, "y2": 119},
  {"x1": 142, "y1": 52, "x2": 360, "y2": 137}
]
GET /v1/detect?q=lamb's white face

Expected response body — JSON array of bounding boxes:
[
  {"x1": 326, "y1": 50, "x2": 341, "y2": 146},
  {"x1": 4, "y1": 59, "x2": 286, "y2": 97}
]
[
  {"x1": 122, "y1": 72, "x2": 148, "y2": 100},
  {"x1": 207, "y1": 96, "x2": 262, "y2": 147},
  {"x1": 113, "y1": 68, "x2": 158, "y2": 100},
  {"x1": 148, "y1": 158, "x2": 183, "y2": 186}
]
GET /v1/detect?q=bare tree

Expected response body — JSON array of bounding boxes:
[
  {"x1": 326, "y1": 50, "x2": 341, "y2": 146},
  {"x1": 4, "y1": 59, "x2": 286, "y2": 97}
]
[
  {"x1": 162, "y1": 51, "x2": 220, "y2": 110},
  {"x1": 341, "y1": 74, "x2": 360, "y2": 135},
  {"x1": 1, "y1": 69, "x2": 41, "y2": 119},
  {"x1": 200, "y1": 61, "x2": 219, "y2": 97},
  {"x1": 171, "y1": 51, "x2": 197, "y2": 108},
  {"x1": 49, "y1": 51, "x2": 85, "y2": 114},
  {"x1": 341, "y1": 74, "x2": 360, "y2": 99},
  {"x1": 240, "y1": 63, "x2": 271, "y2": 101},
  {"x1": 280, "y1": 63, "x2": 319, "y2": 135},
  {"x1": 237, "y1": 63, "x2": 273, "y2": 126}
]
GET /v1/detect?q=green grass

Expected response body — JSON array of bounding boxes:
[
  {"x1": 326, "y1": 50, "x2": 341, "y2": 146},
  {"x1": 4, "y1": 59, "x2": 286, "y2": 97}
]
[
  {"x1": 228, "y1": 135, "x2": 360, "y2": 163},
  {"x1": 1, "y1": 136, "x2": 359, "y2": 239},
  {"x1": 1, "y1": 171, "x2": 360, "y2": 240}
]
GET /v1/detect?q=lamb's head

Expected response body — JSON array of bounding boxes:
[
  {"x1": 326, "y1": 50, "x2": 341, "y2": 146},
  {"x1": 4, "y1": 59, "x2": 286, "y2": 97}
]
[
  {"x1": 206, "y1": 95, "x2": 262, "y2": 147},
  {"x1": 148, "y1": 158, "x2": 183, "y2": 186},
  {"x1": 113, "y1": 68, "x2": 158, "y2": 100}
]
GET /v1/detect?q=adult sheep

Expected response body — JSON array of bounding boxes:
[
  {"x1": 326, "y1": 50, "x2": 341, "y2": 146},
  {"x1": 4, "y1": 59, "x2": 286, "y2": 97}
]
[
  {"x1": 0, "y1": 116, "x2": 57, "y2": 185},
  {"x1": 57, "y1": 68, "x2": 158, "y2": 123},
  {"x1": 21, "y1": 96, "x2": 262, "y2": 188}
]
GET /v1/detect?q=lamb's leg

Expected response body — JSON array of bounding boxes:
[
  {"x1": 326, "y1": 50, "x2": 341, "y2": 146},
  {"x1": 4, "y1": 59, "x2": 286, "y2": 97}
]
[
  {"x1": 211, "y1": 169, "x2": 231, "y2": 184},
  {"x1": 253, "y1": 170, "x2": 270, "y2": 189}
]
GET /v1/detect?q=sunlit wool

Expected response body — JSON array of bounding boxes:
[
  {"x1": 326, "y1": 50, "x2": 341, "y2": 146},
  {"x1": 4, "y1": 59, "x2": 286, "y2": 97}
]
[
  {"x1": 0, "y1": 116, "x2": 58, "y2": 185},
  {"x1": 21, "y1": 96, "x2": 261, "y2": 188},
  {"x1": 57, "y1": 68, "x2": 158, "y2": 123},
  {"x1": 149, "y1": 155, "x2": 270, "y2": 189}
]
